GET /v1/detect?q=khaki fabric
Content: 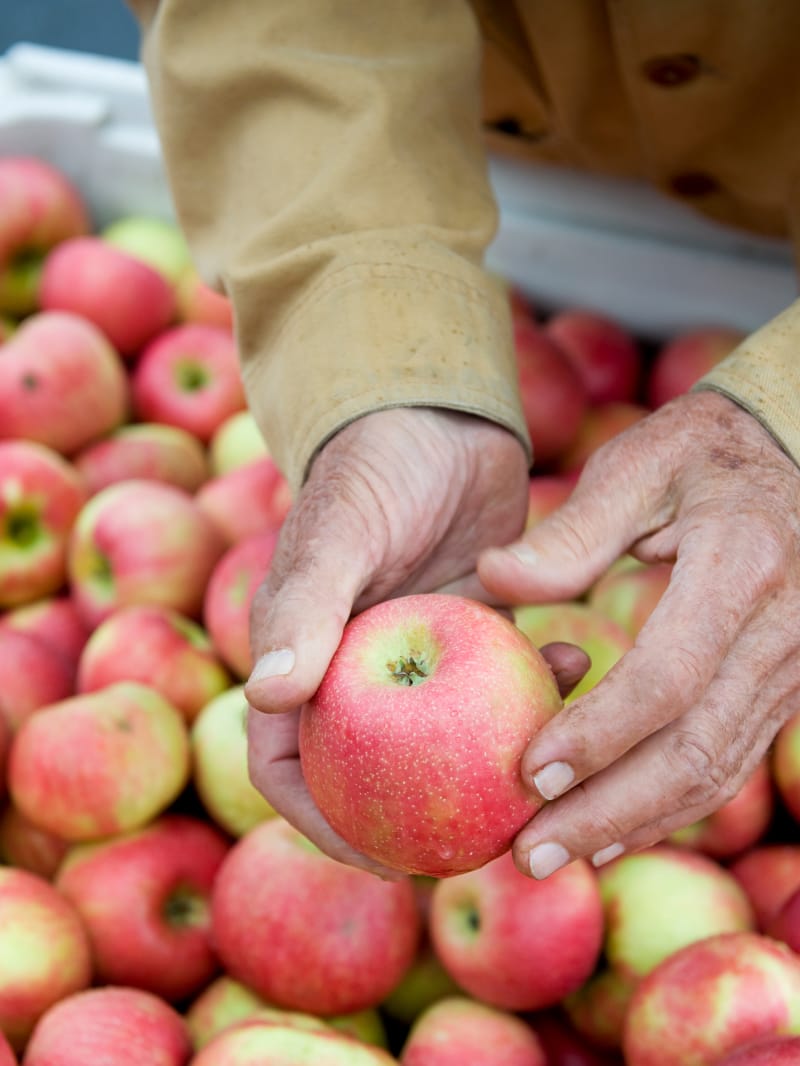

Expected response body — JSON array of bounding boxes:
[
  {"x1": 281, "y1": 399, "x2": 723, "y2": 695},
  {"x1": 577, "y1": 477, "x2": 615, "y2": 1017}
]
[{"x1": 129, "y1": 0, "x2": 800, "y2": 489}]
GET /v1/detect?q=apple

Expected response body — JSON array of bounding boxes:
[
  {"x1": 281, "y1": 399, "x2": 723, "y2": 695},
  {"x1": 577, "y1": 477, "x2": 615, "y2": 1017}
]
[
  {"x1": 513, "y1": 601, "x2": 633, "y2": 702},
  {"x1": 588, "y1": 558, "x2": 673, "y2": 639},
  {"x1": 39, "y1": 237, "x2": 176, "y2": 357},
  {"x1": 715, "y1": 1036, "x2": 800, "y2": 1065},
  {"x1": 668, "y1": 758, "x2": 774, "y2": 860},
  {"x1": 0, "y1": 440, "x2": 87, "y2": 608},
  {"x1": 729, "y1": 845, "x2": 800, "y2": 930},
  {"x1": 23, "y1": 986, "x2": 192, "y2": 1066},
  {"x1": 400, "y1": 996, "x2": 546, "y2": 1066},
  {"x1": 381, "y1": 942, "x2": 463, "y2": 1025},
  {"x1": 532, "y1": 1010, "x2": 625, "y2": 1066},
  {"x1": 101, "y1": 215, "x2": 191, "y2": 285},
  {"x1": 77, "y1": 604, "x2": 231, "y2": 725},
  {"x1": 131, "y1": 324, "x2": 246, "y2": 442},
  {"x1": 0, "y1": 594, "x2": 90, "y2": 669},
  {"x1": 646, "y1": 325, "x2": 745, "y2": 408},
  {"x1": 429, "y1": 851, "x2": 603, "y2": 1011},
  {"x1": 73, "y1": 422, "x2": 210, "y2": 495},
  {"x1": 557, "y1": 401, "x2": 649, "y2": 473},
  {"x1": 202, "y1": 530, "x2": 279, "y2": 679},
  {"x1": 195, "y1": 457, "x2": 292, "y2": 545},
  {"x1": 8, "y1": 681, "x2": 191, "y2": 841},
  {"x1": 0, "y1": 803, "x2": 68, "y2": 880},
  {"x1": 190, "y1": 685, "x2": 277, "y2": 837},
  {"x1": 0, "y1": 311, "x2": 129, "y2": 456},
  {"x1": 208, "y1": 409, "x2": 269, "y2": 475},
  {"x1": 767, "y1": 882, "x2": 800, "y2": 955},
  {"x1": 0, "y1": 866, "x2": 92, "y2": 1052},
  {"x1": 191, "y1": 1019, "x2": 397, "y2": 1066},
  {"x1": 0, "y1": 628, "x2": 74, "y2": 732},
  {"x1": 67, "y1": 479, "x2": 225, "y2": 628},
  {"x1": 328, "y1": 1009, "x2": 388, "y2": 1049},
  {"x1": 622, "y1": 932, "x2": 800, "y2": 1066},
  {"x1": 514, "y1": 317, "x2": 588, "y2": 467},
  {"x1": 300, "y1": 593, "x2": 563, "y2": 877},
  {"x1": 0, "y1": 1032, "x2": 16, "y2": 1066},
  {"x1": 544, "y1": 308, "x2": 642, "y2": 405},
  {"x1": 211, "y1": 817, "x2": 421, "y2": 1015},
  {"x1": 0, "y1": 156, "x2": 89, "y2": 316},
  {"x1": 525, "y1": 473, "x2": 577, "y2": 530},
  {"x1": 562, "y1": 967, "x2": 638, "y2": 1052},
  {"x1": 773, "y1": 710, "x2": 800, "y2": 824},
  {"x1": 177, "y1": 267, "x2": 234, "y2": 331},
  {"x1": 56, "y1": 814, "x2": 230, "y2": 1002}
]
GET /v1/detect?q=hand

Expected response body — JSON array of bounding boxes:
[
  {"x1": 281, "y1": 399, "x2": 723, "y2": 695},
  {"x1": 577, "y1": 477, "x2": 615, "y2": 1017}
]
[
  {"x1": 244, "y1": 407, "x2": 541, "y2": 876},
  {"x1": 472, "y1": 391, "x2": 800, "y2": 880}
]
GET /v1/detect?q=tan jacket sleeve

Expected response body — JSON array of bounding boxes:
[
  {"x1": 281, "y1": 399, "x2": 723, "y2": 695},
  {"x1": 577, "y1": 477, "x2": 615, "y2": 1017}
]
[
  {"x1": 695, "y1": 299, "x2": 800, "y2": 466},
  {"x1": 128, "y1": 0, "x2": 530, "y2": 492}
]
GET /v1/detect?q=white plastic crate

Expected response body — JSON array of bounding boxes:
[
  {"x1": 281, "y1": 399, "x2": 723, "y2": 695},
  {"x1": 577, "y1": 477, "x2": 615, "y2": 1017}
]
[{"x1": 1, "y1": 41, "x2": 796, "y2": 339}]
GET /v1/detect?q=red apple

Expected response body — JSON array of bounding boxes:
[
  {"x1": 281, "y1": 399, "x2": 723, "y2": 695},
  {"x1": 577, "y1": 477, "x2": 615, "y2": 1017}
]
[
  {"x1": 0, "y1": 1032, "x2": 16, "y2": 1066},
  {"x1": 0, "y1": 157, "x2": 89, "y2": 316},
  {"x1": 211, "y1": 817, "x2": 421, "y2": 1015},
  {"x1": 545, "y1": 309, "x2": 641, "y2": 405},
  {"x1": 0, "y1": 594, "x2": 90, "y2": 669},
  {"x1": 77, "y1": 604, "x2": 231, "y2": 725},
  {"x1": 0, "y1": 311, "x2": 129, "y2": 455},
  {"x1": 56, "y1": 814, "x2": 230, "y2": 1002},
  {"x1": 101, "y1": 215, "x2": 191, "y2": 285},
  {"x1": 646, "y1": 326, "x2": 745, "y2": 408},
  {"x1": 0, "y1": 866, "x2": 92, "y2": 1052},
  {"x1": 192, "y1": 1019, "x2": 396, "y2": 1066},
  {"x1": 67, "y1": 479, "x2": 225, "y2": 628},
  {"x1": 300, "y1": 593, "x2": 563, "y2": 877},
  {"x1": 177, "y1": 267, "x2": 234, "y2": 330},
  {"x1": 0, "y1": 804, "x2": 68, "y2": 880},
  {"x1": 131, "y1": 324, "x2": 246, "y2": 442},
  {"x1": 557, "y1": 401, "x2": 649, "y2": 473},
  {"x1": 533, "y1": 1010, "x2": 625, "y2": 1066},
  {"x1": 8, "y1": 681, "x2": 191, "y2": 841},
  {"x1": 773, "y1": 710, "x2": 800, "y2": 824},
  {"x1": 23, "y1": 986, "x2": 192, "y2": 1066},
  {"x1": 74, "y1": 422, "x2": 210, "y2": 495},
  {"x1": 767, "y1": 884, "x2": 800, "y2": 955},
  {"x1": 429, "y1": 851, "x2": 603, "y2": 1011},
  {"x1": 588, "y1": 558, "x2": 673, "y2": 640},
  {"x1": 202, "y1": 530, "x2": 279, "y2": 679},
  {"x1": 0, "y1": 628, "x2": 74, "y2": 732},
  {"x1": 400, "y1": 996, "x2": 547, "y2": 1065},
  {"x1": 622, "y1": 932, "x2": 800, "y2": 1066},
  {"x1": 525, "y1": 473, "x2": 577, "y2": 530},
  {"x1": 0, "y1": 440, "x2": 87, "y2": 608},
  {"x1": 729, "y1": 845, "x2": 800, "y2": 930},
  {"x1": 715, "y1": 1036, "x2": 800, "y2": 1065},
  {"x1": 514, "y1": 317, "x2": 589, "y2": 467},
  {"x1": 195, "y1": 457, "x2": 292, "y2": 545},
  {"x1": 208, "y1": 409, "x2": 269, "y2": 475},
  {"x1": 39, "y1": 236, "x2": 176, "y2": 357}
]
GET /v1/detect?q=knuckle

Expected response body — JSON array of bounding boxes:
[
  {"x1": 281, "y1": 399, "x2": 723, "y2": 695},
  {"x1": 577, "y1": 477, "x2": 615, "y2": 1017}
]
[{"x1": 667, "y1": 727, "x2": 731, "y2": 807}]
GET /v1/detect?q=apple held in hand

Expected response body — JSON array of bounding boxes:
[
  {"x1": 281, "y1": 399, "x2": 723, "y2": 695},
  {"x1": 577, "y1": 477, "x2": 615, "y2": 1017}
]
[{"x1": 300, "y1": 594, "x2": 563, "y2": 877}]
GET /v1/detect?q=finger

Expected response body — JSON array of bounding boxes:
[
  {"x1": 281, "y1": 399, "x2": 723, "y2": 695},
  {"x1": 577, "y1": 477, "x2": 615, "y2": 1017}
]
[
  {"x1": 246, "y1": 707, "x2": 405, "y2": 880},
  {"x1": 538, "y1": 641, "x2": 591, "y2": 701},
  {"x1": 520, "y1": 520, "x2": 787, "y2": 801}
]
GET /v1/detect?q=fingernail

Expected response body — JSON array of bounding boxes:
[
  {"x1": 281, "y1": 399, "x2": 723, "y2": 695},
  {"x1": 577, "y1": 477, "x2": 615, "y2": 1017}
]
[
  {"x1": 529, "y1": 841, "x2": 570, "y2": 880},
  {"x1": 249, "y1": 648, "x2": 295, "y2": 683},
  {"x1": 533, "y1": 761, "x2": 574, "y2": 800},
  {"x1": 592, "y1": 842, "x2": 625, "y2": 868},
  {"x1": 506, "y1": 543, "x2": 539, "y2": 567}
]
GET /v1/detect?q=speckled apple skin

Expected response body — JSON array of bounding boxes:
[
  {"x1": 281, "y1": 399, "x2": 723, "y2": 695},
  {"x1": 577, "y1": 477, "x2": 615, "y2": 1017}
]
[{"x1": 299, "y1": 594, "x2": 563, "y2": 877}]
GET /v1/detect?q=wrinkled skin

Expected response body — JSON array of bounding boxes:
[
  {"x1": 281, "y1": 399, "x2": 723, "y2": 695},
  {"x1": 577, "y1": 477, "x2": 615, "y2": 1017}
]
[{"x1": 246, "y1": 392, "x2": 800, "y2": 881}]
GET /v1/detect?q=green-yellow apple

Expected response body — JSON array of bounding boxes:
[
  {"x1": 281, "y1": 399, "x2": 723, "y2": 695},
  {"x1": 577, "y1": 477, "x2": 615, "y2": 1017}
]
[
  {"x1": 55, "y1": 814, "x2": 230, "y2": 1002},
  {"x1": 131, "y1": 324, "x2": 246, "y2": 443},
  {"x1": 101, "y1": 215, "x2": 191, "y2": 285},
  {"x1": 40, "y1": 237, "x2": 176, "y2": 357},
  {"x1": 195, "y1": 457, "x2": 292, "y2": 546},
  {"x1": 67, "y1": 479, "x2": 226, "y2": 627},
  {"x1": 0, "y1": 866, "x2": 91, "y2": 1051},
  {"x1": 588, "y1": 558, "x2": 673, "y2": 639},
  {"x1": 0, "y1": 803, "x2": 68, "y2": 880},
  {"x1": 429, "y1": 850, "x2": 602, "y2": 1011},
  {"x1": 544, "y1": 308, "x2": 641, "y2": 405},
  {"x1": 0, "y1": 440, "x2": 87, "y2": 607},
  {"x1": 514, "y1": 601, "x2": 632, "y2": 702},
  {"x1": 300, "y1": 593, "x2": 563, "y2": 877},
  {"x1": 381, "y1": 942, "x2": 463, "y2": 1025},
  {"x1": 208, "y1": 409, "x2": 269, "y2": 475},
  {"x1": 0, "y1": 629, "x2": 74, "y2": 732},
  {"x1": 191, "y1": 1020, "x2": 397, "y2": 1066},
  {"x1": 0, "y1": 312, "x2": 129, "y2": 456},
  {"x1": 211, "y1": 817, "x2": 421, "y2": 1015},
  {"x1": 729, "y1": 845, "x2": 800, "y2": 930},
  {"x1": 0, "y1": 157, "x2": 89, "y2": 316},
  {"x1": 400, "y1": 996, "x2": 546, "y2": 1065},
  {"x1": 647, "y1": 326, "x2": 745, "y2": 408},
  {"x1": 622, "y1": 932, "x2": 800, "y2": 1066},
  {"x1": 773, "y1": 710, "x2": 800, "y2": 824},
  {"x1": 190, "y1": 685, "x2": 277, "y2": 837},
  {"x1": 74, "y1": 423, "x2": 210, "y2": 495},
  {"x1": 23, "y1": 986, "x2": 192, "y2": 1066},
  {"x1": 8, "y1": 681, "x2": 190, "y2": 841},
  {"x1": 77, "y1": 604, "x2": 231, "y2": 725}
]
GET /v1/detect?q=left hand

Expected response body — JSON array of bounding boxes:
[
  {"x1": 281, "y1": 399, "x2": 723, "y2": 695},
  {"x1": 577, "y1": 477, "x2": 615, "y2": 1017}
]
[{"x1": 456, "y1": 391, "x2": 800, "y2": 880}]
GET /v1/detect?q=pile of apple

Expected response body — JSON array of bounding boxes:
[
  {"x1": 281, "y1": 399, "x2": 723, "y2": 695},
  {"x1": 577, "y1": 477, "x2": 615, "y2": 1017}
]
[{"x1": 0, "y1": 153, "x2": 798, "y2": 1066}]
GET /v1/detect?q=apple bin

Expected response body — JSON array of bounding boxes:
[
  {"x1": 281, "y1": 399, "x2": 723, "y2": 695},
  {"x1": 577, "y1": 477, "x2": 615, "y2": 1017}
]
[{"x1": 1, "y1": 39, "x2": 800, "y2": 1066}]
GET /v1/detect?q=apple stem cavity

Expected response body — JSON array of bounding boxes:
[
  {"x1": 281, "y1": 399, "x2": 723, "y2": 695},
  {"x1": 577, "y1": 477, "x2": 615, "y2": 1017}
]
[
  {"x1": 5, "y1": 505, "x2": 41, "y2": 548},
  {"x1": 162, "y1": 885, "x2": 207, "y2": 929},
  {"x1": 176, "y1": 360, "x2": 209, "y2": 392},
  {"x1": 387, "y1": 654, "x2": 428, "y2": 686}
]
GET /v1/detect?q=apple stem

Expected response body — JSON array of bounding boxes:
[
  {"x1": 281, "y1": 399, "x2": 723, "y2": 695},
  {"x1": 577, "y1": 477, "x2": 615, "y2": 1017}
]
[{"x1": 386, "y1": 655, "x2": 428, "y2": 686}]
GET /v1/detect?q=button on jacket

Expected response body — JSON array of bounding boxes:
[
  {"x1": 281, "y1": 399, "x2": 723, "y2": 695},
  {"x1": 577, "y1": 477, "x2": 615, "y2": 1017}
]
[{"x1": 130, "y1": 0, "x2": 800, "y2": 491}]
